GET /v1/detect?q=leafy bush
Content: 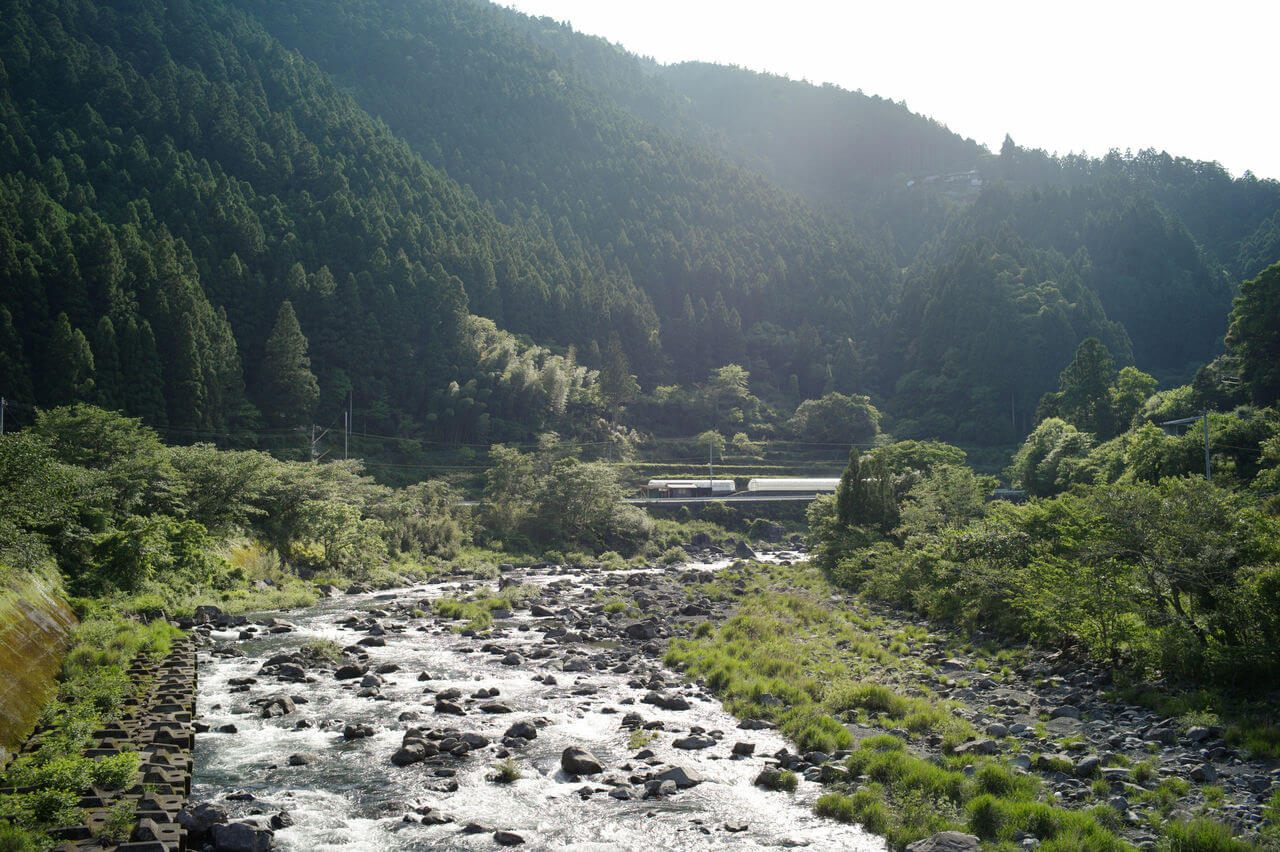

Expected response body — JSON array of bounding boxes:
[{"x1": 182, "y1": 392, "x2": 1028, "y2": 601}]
[
  {"x1": 758, "y1": 769, "x2": 798, "y2": 792},
  {"x1": 88, "y1": 752, "x2": 140, "y2": 790},
  {"x1": 491, "y1": 759, "x2": 522, "y2": 784}
]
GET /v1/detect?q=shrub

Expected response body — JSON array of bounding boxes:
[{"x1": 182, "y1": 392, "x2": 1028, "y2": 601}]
[
  {"x1": 0, "y1": 822, "x2": 39, "y2": 852},
  {"x1": 789, "y1": 714, "x2": 851, "y2": 754},
  {"x1": 814, "y1": 792, "x2": 857, "y2": 823},
  {"x1": 972, "y1": 762, "x2": 1036, "y2": 800},
  {"x1": 659, "y1": 546, "x2": 688, "y2": 564},
  {"x1": 825, "y1": 681, "x2": 908, "y2": 718},
  {"x1": 491, "y1": 759, "x2": 521, "y2": 784},
  {"x1": 759, "y1": 769, "x2": 798, "y2": 792},
  {"x1": 88, "y1": 752, "x2": 140, "y2": 790}
]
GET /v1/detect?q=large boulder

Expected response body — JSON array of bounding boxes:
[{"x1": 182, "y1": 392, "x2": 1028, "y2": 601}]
[
  {"x1": 672, "y1": 735, "x2": 716, "y2": 750},
  {"x1": 504, "y1": 721, "x2": 537, "y2": 741},
  {"x1": 260, "y1": 695, "x2": 295, "y2": 718},
  {"x1": 211, "y1": 821, "x2": 274, "y2": 852},
  {"x1": 177, "y1": 802, "x2": 228, "y2": 843},
  {"x1": 623, "y1": 620, "x2": 659, "y2": 641},
  {"x1": 905, "y1": 831, "x2": 981, "y2": 852},
  {"x1": 391, "y1": 743, "x2": 427, "y2": 766},
  {"x1": 560, "y1": 746, "x2": 604, "y2": 776},
  {"x1": 655, "y1": 765, "x2": 706, "y2": 789}
]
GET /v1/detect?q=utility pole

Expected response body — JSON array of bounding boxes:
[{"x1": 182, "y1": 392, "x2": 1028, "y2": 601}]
[
  {"x1": 1203, "y1": 410, "x2": 1211, "y2": 482},
  {"x1": 309, "y1": 425, "x2": 333, "y2": 463},
  {"x1": 1, "y1": 396, "x2": 5, "y2": 436},
  {"x1": 708, "y1": 432, "x2": 713, "y2": 482},
  {"x1": 343, "y1": 410, "x2": 348, "y2": 461}
]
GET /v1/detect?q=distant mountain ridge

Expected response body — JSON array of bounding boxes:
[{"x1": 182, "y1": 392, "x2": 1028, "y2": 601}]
[{"x1": 1, "y1": 0, "x2": 1276, "y2": 452}]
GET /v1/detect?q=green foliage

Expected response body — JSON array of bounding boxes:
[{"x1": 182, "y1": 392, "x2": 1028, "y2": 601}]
[
  {"x1": 96, "y1": 799, "x2": 136, "y2": 843},
  {"x1": 481, "y1": 436, "x2": 651, "y2": 554},
  {"x1": 0, "y1": 822, "x2": 40, "y2": 852},
  {"x1": 1037, "y1": 338, "x2": 1119, "y2": 438},
  {"x1": 627, "y1": 728, "x2": 656, "y2": 750},
  {"x1": 1227, "y1": 262, "x2": 1280, "y2": 407},
  {"x1": 759, "y1": 769, "x2": 798, "y2": 793},
  {"x1": 490, "y1": 758, "x2": 521, "y2": 784},
  {"x1": 1008, "y1": 418, "x2": 1096, "y2": 496},
  {"x1": 1158, "y1": 818, "x2": 1255, "y2": 852},
  {"x1": 790, "y1": 392, "x2": 881, "y2": 445},
  {"x1": 258, "y1": 301, "x2": 320, "y2": 427}
]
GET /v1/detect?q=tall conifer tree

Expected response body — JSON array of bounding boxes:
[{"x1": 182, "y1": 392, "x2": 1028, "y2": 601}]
[{"x1": 259, "y1": 300, "x2": 319, "y2": 427}]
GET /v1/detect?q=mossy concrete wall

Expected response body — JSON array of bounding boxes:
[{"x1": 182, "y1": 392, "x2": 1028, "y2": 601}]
[{"x1": 0, "y1": 571, "x2": 77, "y2": 756}]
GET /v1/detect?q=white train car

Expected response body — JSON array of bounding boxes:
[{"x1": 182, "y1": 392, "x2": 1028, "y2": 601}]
[
  {"x1": 746, "y1": 477, "x2": 841, "y2": 495},
  {"x1": 644, "y1": 479, "x2": 735, "y2": 499}
]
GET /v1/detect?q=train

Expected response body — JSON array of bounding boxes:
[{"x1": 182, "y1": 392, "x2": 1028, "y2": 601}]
[{"x1": 642, "y1": 477, "x2": 840, "y2": 498}]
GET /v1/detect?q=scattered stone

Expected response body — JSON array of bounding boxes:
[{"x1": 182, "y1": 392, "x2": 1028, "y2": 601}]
[
  {"x1": 656, "y1": 765, "x2": 706, "y2": 789},
  {"x1": 392, "y1": 743, "x2": 427, "y2": 766},
  {"x1": 260, "y1": 695, "x2": 296, "y2": 718},
  {"x1": 1190, "y1": 764, "x2": 1218, "y2": 783},
  {"x1": 561, "y1": 746, "x2": 604, "y2": 775},
  {"x1": 905, "y1": 830, "x2": 981, "y2": 852},
  {"x1": 504, "y1": 721, "x2": 537, "y2": 740},
  {"x1": 672, "y1": 735, "x2": 716, "y2": 750},
  {"x1": 494, "y1": 830, "x2": 525, "y2": 846},
  {"x1": 211, "y1": 821, "x2": 274, "y2": 852}
]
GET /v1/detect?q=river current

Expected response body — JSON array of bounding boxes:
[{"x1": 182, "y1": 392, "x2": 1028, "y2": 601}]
[{"x1": 192, "y1": 557, "x2": 884, "y2": 850}]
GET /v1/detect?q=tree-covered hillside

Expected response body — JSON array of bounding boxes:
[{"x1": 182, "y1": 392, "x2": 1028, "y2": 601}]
[{"x1": 1, "y1": 0, "x2": 1278, "y2": 459}]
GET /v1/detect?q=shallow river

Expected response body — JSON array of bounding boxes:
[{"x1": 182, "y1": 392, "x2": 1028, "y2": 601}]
[{"x1": 192, "y1": 558, "x2": 884, "y2": 850}]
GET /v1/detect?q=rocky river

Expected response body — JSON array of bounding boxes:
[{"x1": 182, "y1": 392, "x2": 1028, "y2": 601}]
[{"x1": 188, "y1": 551, "x2": 885, "y2": 850}]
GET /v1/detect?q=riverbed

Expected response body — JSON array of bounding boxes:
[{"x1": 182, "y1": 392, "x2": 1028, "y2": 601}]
[{"x1": 192, "y1": 556, "x2": 884, "y2": 850}]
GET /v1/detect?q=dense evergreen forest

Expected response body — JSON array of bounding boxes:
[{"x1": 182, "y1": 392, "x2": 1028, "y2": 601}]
[{"x1": 1, "y1": 0, "x2": 1278, "y2": 459}]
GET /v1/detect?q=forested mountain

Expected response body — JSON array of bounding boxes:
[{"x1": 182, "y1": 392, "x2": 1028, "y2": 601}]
[{"x1": 1, "y1": 0, "x2": 1277, "y2": 458}]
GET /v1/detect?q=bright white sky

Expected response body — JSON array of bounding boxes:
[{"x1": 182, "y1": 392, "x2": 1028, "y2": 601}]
[{"x1": 500, "y1": 0, "x2": 1280, "y2": 180}]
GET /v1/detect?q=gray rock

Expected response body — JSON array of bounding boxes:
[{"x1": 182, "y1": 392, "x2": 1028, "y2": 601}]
[
  {"x1": 286, "y1": 753, "x2": 314, "y2": 766},
  {"x1": 561, "y1": 746, "x2": 604, "y2": 775},
  {"x1": 954, "y1": 739, "x2": 999, "y2": 756},
  {"x1": 624, "y1": 620, "x2": 659, "y2": 640},
  {"x1": 905, "y1": 830, "x2": 981, "y2": 852},
  {"x1": 1075, "y1": 756, "x2": 1102, "y2": 778},
  {"x1": 642, "y1": 691, "x2": 691, "y2": 711},
  {"x1": 672, "y1": 735, "x2": 716, "y2": 750},
  {"x1": 343, "y1": 723, "x2": 374, "y2": 739},
  {"x1": 334, "y1": 664, "x2": 366, "y2": 680},
  {"x1": 178, "y1": 803, "x2": 228, "y2": 841},
  {"x1": 504, "y1": 721, "x2": 537, "y2": 740},
  {"x1": 1049, "y1": 705, "x2": 1081, "y2": 720},
  {"x1": 732, "y1": 742, "x2": 755, "y2": 756},
  {"x1": 986, "y1": 723, "x2": 1010, "y2": 738},
  {"x1": 391, "y1": 743, "x2": 427, "y2": 766},
  {"x1": 461, "y1": 732, "x2": 490, "y2": 749},
  {"x1": 656, "y1": 765, "x2": 707, "y2": 788},
  {"x1": 494, "y1": 830, "x2": 525, "y2": 846},
  {"x1": 1190, "y1": 763, "x2": 1218, "y2": 783},
  {"x1": 260, "y1": 695, "x2": 296, "y2": 718},
  {"x1": 417, "y1": 808, "x2": 452, "y2": 825},
  {"x1": 211, "y1": 821, "x2": 274, "y2": 852}
]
